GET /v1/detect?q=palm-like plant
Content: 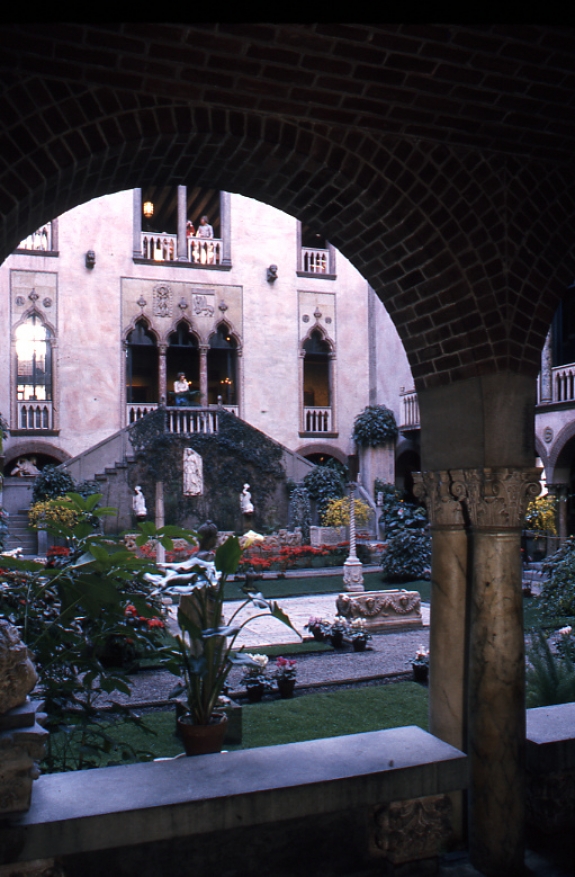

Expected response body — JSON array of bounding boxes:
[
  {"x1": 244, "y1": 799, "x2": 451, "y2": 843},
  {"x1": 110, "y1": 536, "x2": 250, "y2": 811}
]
[{"x1": 162, "y1": 535, "x2": 299, "y2": 725}]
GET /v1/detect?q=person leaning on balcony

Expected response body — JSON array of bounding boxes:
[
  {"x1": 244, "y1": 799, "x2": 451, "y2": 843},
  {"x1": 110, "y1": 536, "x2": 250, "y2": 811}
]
[
  {"x1": 174, "y1": 372, "x2": 190, "y2": 406},
  {"x1": 196, "y1": 215, "x2": 214, "y2": 264},
  {"x1": 186, "y1": 221, "x2": 196, "y2": 262}
]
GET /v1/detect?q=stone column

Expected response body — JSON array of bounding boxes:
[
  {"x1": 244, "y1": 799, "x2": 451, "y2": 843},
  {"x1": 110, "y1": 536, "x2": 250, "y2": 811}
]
[
  {"x1": 220, "y1": 191, "x2": 232, "y2": 267},
  {"x1": 458, "y1": 467, "x2": 540, "y2": 877},
  {"x1": 413, "y1": 470, "x2": 468, "y2": 845},
  {"x1": 158, "y1": 343, "x2": 167, "y2": 405},
  {"x1": 199, "y1": 344, "x2": 209, "y2": 406},
  {"x1": 540, "y1": 327, "x2": 553, "y2": 404},
  {"x1": 132, "y1": 189, "x2": 142, "y2": 259},
  {"x1": 177, "y1": 185, "x2": 187, "y2": 261}
]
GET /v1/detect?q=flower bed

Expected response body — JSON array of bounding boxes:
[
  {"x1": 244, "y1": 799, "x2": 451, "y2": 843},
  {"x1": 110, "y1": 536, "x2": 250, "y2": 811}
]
[{"x1": 237, "y1": 542, "x2": 351, "y2": 573}]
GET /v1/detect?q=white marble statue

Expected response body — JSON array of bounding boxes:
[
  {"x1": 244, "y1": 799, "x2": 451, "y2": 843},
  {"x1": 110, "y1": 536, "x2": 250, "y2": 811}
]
[
  {"x1": 240, "y1": 483, "x2": 254, "y2": 515},
  {"x1": 132, "y1": 485, "x2": 147, "y2": 519},
  {"x1": 10, "y1": 457, "x2": 40, "y2": 477},
  {"x1": 183, "y1": 447, "x2": 203, "y2": 496}
]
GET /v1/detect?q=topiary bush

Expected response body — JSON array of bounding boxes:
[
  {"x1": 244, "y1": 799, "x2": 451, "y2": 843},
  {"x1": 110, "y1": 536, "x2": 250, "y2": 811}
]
[
  {"x1": 303, "y1": 466, "x2": 345, "y2": 517},
  {"x1": 375, "y1": 480, "x2": 427, "y2": 534},
  {"x1": 381, "y1": 528, "x2": 431, "y2": 583},
  {"x1": 32, "y1": 464, "x2": 75, "y2": 503},
  {"x1": 352, "y1": 405, "x2": 398, "y2": 447}
]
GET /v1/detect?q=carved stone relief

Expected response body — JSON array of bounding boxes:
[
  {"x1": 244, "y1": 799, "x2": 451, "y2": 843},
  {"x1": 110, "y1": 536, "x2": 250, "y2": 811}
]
[
  {"x1": 0, "y1": 620, "x2": 38, "y2": 714},
  {"x1": 336, "y1": 590, "x2": 422, "y2": 632},
  {"x1": 153, "y1": 284, "x2": 172, "y2": 318},
  {"x1": 371, "y1": 794, "x2": 452, "y2": 864}
]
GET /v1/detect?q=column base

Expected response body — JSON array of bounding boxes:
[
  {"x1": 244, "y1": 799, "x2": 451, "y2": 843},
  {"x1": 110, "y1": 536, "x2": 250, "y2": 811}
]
[{"x1": 343, "y1": 557, "x2": 364, "y2": 591}]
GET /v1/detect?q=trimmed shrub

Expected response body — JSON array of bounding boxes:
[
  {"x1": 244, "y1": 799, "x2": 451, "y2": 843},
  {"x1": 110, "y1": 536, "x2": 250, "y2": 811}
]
[
  {"x1": 352, "y1": 405, "x2": 398, "y2": 447},
  {"x1": 381, "y1": 528, "x2": 431, "y2": 583},
  {"x1": 540, "y1": 538, "x2": 575, "y2": 619},
  {"x1": 303, "y1": 466, "x2": 345, "y2": 516}
]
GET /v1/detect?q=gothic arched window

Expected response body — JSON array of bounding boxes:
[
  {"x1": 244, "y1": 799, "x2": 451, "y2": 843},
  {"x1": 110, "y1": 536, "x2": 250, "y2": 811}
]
[
  {"x1": 16, "y1": 315, "x2": 52, "y2": 402},
  {"x1": 126, "y1": 320, "x2": 158, "y2": 403},
  {"x1": 167, "y1": 323, "x2": 200, "y2": 404},
  {"x1": 208, "y1": 325, "x2": 237, "y2": 405}
]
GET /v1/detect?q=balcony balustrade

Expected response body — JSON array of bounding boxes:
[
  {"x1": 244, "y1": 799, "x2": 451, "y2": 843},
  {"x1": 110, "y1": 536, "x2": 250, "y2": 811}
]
[
  {"x1": 17, "y1": 401, "x2": 53, "y2": 430},
  {"x1": 140, "y1": 234, "x2": 223, "y2": 265},
  {"x1": 537, "y1": 363, "x2": 575, "y2": 404},
  {"x1": 17, "y1": 223, "x2": 53, "y2": 252},
  {"x1": 304, "y1": 406, "x2": 332, "y2": 433},
  {"x1": 127, "y1": 404, "x2": 238, "y2": 433},
  {"x1": 399, "y1": 389, "x2": 420, "y2": 430},
  {"x1": 301, "y1": 247, "x2": 329, "y2": 274}
]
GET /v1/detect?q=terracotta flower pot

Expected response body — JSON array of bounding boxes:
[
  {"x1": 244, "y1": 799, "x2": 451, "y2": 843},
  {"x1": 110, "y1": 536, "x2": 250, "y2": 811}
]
[{"x1": 177, "y1": 712, "x2": 228, "y2": 756}]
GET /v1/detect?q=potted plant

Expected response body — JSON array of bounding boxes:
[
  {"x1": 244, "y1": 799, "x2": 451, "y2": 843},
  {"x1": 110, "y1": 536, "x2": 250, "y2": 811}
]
[
  {"x1": 348, "y1": 618, "x2": 371, "y2": 652},
  {"x1": 305, "y1": 616, "x2": 330, "y2": 642},
  {"x1": 274, "y1": 656, "x2": 297, "y2": 698},
  {"x1": 330, "y1": 616, "x2": 347, "y2": 649},
  {"x1": 241, "y1": 653, "x2": 271, "y2": 702},
  {"x1": 409, "y1": 646, "x2": 429, "y2": 682},
  {"x1": 161, "y1": 534, "x2": 299, "y2": 755}
]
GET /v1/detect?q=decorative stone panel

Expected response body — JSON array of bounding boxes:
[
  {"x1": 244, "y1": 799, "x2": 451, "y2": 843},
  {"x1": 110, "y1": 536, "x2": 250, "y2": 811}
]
[
  {"x1": 370, "y1": 794, "x2": 453, "y2": 865},
  {"x1": 336, "y1": 589, "x2": 422, "y2": 632}
]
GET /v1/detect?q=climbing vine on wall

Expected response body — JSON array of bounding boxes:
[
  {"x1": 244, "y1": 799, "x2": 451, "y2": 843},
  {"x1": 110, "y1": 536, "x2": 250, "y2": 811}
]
[{"x1": 129, "y1": 410, "x2": 287, "y2": 532}]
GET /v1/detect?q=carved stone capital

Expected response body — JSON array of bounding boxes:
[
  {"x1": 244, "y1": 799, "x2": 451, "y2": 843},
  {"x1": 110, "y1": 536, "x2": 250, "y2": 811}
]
[
  {"x1": 413, "y1": 470, "x2": 465, "y2": 528},
  {"x1": 453, "y1": 467, "x2": 541, "y2": 530},
  {"x1": 370, "y1": 794, "x2": 452, "y2": 864}
]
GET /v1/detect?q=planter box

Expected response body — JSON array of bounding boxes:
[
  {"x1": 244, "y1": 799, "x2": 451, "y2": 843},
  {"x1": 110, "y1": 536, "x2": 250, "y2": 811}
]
[{"x1": 310, "y1": 526, "x2": 346, "y2": 547}]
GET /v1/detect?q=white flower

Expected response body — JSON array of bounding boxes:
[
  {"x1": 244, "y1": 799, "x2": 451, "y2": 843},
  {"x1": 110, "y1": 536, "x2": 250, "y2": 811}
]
[
  {"x1": 245, "y1": 653, "x2": 268, "y2": 670},
  {"x1": 558, "y1": 626, "x2": 573, "y2": 636},
  {"x1": 240, "y1": 530, "x2": 265, "y2": 549}
]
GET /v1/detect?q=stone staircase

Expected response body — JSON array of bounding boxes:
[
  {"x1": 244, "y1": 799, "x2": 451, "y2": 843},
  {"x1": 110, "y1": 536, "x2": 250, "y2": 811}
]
[{"x1": 5, "y1": 509, "x2": 37, "y2": 555}]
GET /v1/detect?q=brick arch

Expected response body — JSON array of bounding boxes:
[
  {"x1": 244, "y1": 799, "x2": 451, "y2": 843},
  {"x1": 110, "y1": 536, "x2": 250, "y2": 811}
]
[{"x1": 2, "y1": 28, "x2": 575, "y2": 392}]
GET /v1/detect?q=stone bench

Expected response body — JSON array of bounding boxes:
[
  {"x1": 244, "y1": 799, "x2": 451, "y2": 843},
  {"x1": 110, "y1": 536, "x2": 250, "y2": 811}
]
[
  {"x1": 3, "y1": 726, "x2": 467, "y2": 877},
  {"x1": 526, "y1": 702, "x2": 575, "y2": 833}
]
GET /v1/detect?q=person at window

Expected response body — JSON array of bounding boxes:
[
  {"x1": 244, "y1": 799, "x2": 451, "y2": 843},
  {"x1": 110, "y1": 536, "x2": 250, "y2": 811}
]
[
  {"x1": 196, "y1": 215, "x2": 214, "y2": 264},
  {"x1": 174, "y1": 372, "x2": 191, "y2": 406},
  {"x1": 196, "y1": 216, "x2": 213, "y2": 238}
]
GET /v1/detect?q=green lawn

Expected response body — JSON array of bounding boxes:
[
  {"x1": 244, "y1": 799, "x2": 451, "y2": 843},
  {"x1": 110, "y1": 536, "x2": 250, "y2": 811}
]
[{"x1": 44, "y1": 683, "x2": 429, "y2": 770}]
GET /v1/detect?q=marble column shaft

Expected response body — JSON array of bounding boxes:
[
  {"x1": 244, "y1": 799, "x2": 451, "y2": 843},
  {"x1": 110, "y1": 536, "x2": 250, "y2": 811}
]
[
  {"x1": 199, "y1": 344, "x2": 209, "y2": 405},
  {"x1": 458, "y1": 467, "x2": 540, "y2": 877},
  {"x1": 414, "y1": 471, "x2": 468, "y2": 845}
]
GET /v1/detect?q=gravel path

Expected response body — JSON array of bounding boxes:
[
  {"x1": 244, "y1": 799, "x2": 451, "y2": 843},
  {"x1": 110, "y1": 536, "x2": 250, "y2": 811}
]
[{"x1": 94, "y1": 627, "x2": 430, "y2": 709}]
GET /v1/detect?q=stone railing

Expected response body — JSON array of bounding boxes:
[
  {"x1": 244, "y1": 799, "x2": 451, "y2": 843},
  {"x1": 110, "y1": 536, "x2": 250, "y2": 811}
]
[
  {"x1": 399, "y1": 388, "x2": 420, "y2": 429},
  {"x1": 17, "y1": 401, "x2": 53, "y2": 431},
  {"x1": 187, "y1": 237, "x2": 223, "y2": 265},
  {"x1": 141, "y1": 233, "x2": 177, "y2": 261},
  {"x1": 301, "y1": 247, "x2": 329, "y2": 273},
  {"x1": 304, "y1": 406, "x2": 332, "y2": 433},
  {"x1": 17, "y1": 223, "x2": 53, "y2": 252},
  {"x1": 139, "y1": 234, "x2": 223, "y2": 265},
  {"x1": 127, "y1": 403, "x2": 159, "y2": 424},
  {"x1": 539, "y1": 363, "x2": 575, "y2": 404},
  {"x1": 4, "y1": 727, "x2": 467, "y2": 875},
  {"x1": 127, "y1": 404, "x2": 238, "y2": 431}
]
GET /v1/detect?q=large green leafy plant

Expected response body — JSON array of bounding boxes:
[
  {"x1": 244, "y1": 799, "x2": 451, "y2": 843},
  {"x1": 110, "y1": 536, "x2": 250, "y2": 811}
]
[
  {"x1": 0, "y1": 493, "x2": 195, "y2": 772},
  {"x1": 540, "y1": 537, "x2": 575, "y2": 619},
  {"x1": 303, "y1": 466, "x2": 345, "y2": 518},
  {"x1": 162, "y1": 535, "x2": 299, "y2": 725}
]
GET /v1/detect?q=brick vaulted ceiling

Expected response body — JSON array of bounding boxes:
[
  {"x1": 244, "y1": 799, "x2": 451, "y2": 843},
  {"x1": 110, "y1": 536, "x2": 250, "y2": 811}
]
[{"x1": 1, "y1": 23, "x2": 575, "y2": 389}]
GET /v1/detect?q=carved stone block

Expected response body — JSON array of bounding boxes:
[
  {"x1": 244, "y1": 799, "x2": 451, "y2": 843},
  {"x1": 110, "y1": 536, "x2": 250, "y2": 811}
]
[
  {"x1": 309, "y1": 526, "x2": 346, "y2": 547},
  {"x1": 370, "y1": 794, "x2": 452, "y2": 864},
  {"x1": 336, "y1": 590, "x2": 422, "y2": 632},
  {"x1": 0, "y1": 701, "x2": 48, "y2": 816}
]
